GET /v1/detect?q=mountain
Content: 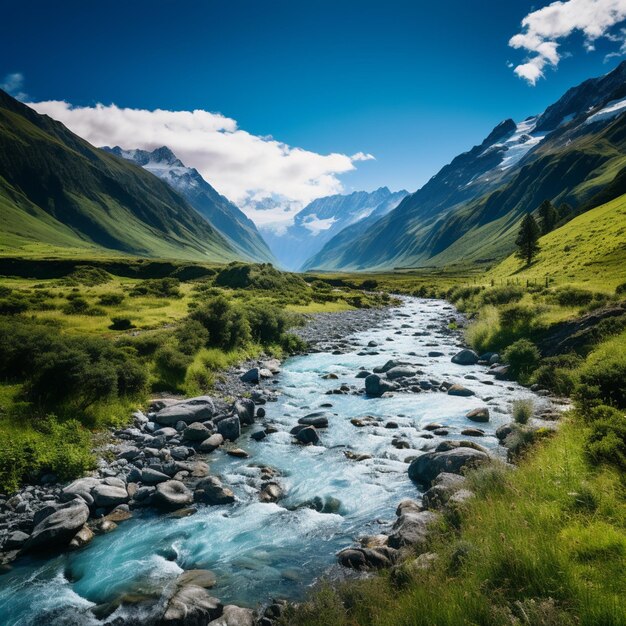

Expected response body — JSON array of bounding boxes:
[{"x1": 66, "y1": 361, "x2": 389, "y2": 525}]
[
  {"x1": 0, "y1": 89, "x2": 243, "y2": 262},
  {"x1": 262, "y1": 187, "x2": 408, "y2": 270},
  {"x1": 102, "y1": 146, "x2": 275, "y2": 263},
  {"x1": 305, "y1": 61, "x2": 626, "y2": 271}
]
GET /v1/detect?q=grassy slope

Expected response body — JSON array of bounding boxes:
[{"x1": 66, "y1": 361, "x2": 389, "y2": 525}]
[
  {"x1": 0, "y1": 91, "x2": 240, "y2": 262},
  {"x1": 489, "y1": 193, "x2": 626, "y2": 291}
]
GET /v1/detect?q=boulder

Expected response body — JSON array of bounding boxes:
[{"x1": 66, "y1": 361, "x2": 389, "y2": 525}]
[
  {"x1": 194, "y1": 477, "x2": 235, "y2": 505},
  {"x1": 161, "y1": 585, "x2": 222, "y2": 626},
  {"x1": 364, "y1": 374, "x2": 396, "y2": 397},
  {"x1": 142, "y1": 468, "x2": 170, "y2": 485},
  {"x1": 451, "y1": 349, "x2": 479, "y2": 365},
  {"x1": 355, "y1": 370, "x2": 371, "y2": 379},
  {"x1": 295, "y1": 426, "x2": 319, "y2": 445},
  {"x1": 388, "y1": 510, "x2": 440, "y2": 549},
  {"x1": 153, "y1": 480, "x2": 193, "y2": 510},
  {"x1": 24, "y1": 499, "x2": 90, "y2": 552},
  {"x1": 199, "y1": 433, "x2": 224, "y2": 453},
  {"x1": 386, "y1": 366, "x2": 418, "y2": 380},
  {"x1": 240, "y1": 368, "x2": 260, "y2": 384},
  {"x1": 3, "y1": 530, "x2": 29, "y2": 551},
  {"x1": 465, "y1": 407, "x2": 490, "y2": 423},
  {"x1": 92, "y1": 483, "x2": 129, "y2": 508},
  {"x1": 68, "y1": 525, "x2": 94, "y2": 550},
  {"x1": 183, "y1": 423, "x2": 211, "y2": 442},
  {"x1": 234, "y1": 399, "x2": 255, "y2": 426},
  {"x1": 215, "y1": 416, "x2": 241, "y2": 442},
  {"x1": 373, "y1": 359, "x2": 407, "y2": 374},
  {"x1": 337, "y1": 546, "x2": 397, "y2": 570},
  {"x1": 155, "y1": 397, "x2": 216, "y2": 425},
  {"x1": 408, "y1": 447, "x2": 490, "y2": 486},
  {"x1": 422, "y1": 473, "x2": 468, "y2": 509},
  {"x1": 447, "y1": 384, "x2": 475, "y2": 397},
  {"x1": 259, "y1": 482, "x2": 283, "y2": 503},
  {"x1": 61, "y1": 477, "x2": 100, "y2": 504},
  {"x1": 297, "y1": 412, "x2": 329, "y2": 428},
  {"x1": 490, "y1": 365, "x2": 511, "y2": 380},
  {"x1": 208, "y1": 605, "x2": 255, "y2": 626}
]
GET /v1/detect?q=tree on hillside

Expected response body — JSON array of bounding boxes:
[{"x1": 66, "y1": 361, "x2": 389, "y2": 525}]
[
  {"x1": 515, "y1": 213, "x2": 541, "y2": 266},
  {"x1": 538, "y1": 199, "x2": 558, "y2": 234},
  {"x1": 557, "y1": 202, "x2": 573, "y2": 222}
]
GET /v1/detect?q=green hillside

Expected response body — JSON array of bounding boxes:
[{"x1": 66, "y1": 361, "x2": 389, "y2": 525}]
[
  {"x1": 490, "y1": 193, "x2": 626, "y2": 291},
  {"x1": 0, "y1": 89, "x2": 241, "y2": 262}
]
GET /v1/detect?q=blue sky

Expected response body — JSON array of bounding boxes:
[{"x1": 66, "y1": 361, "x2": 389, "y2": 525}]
[{"x1": 2, "y1": 0, "x2": 626, "y2": 228}]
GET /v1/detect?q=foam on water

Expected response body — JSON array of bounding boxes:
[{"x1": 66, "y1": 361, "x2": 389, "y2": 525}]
[{"x1": 0, "y1": 298, "x2": 543, "y2": 624}]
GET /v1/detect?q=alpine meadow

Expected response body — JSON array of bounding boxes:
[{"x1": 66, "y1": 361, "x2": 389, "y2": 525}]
[{"x1": 0, "y1": 2, "x2": 625, "y2": 625}]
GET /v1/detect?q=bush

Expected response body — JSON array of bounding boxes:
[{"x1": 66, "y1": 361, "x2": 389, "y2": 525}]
[
  {"x1": 154, "y1": 343, "x2": 192, "y2": 386},
  {"x1": 245, "y1": 303, "x2": 288, "y2": 344},
  {"x1": 98, "y1": 292, "x2": 125, "y2": 306},
  {"x1": 63, "y1": 266, "x2": 111, "y2": 286},
  {"x1": 175, "y1": 319, "x2": 210, "y2": 354},
  {"x1": 190, "y1": 295, "x2": 251, "y2": 350},
  {"x1": 615, "y1": 282, "x2": 626, "y2": 296},
  {"x1": 129, "y1": 278, "x2": 181, "y2": 298},
  {"x1": 578, "y1": 356, "x2": 626, "y2": 408},
  {"x1": 503, "y1": 339, "x2": 541, "y2": 381},
  {"x1": 479, "y1": 285, "x2": 525, "y2": 306},
  {"x1": 109, "y1": 316, "x2": 134, "y2": 330},
  {"x1": 512, "y1": 398, "x2": 534, "y2": 424},
  {"x1": 584, "y1": 407, "x2": 626, "y2": 470},
  {"x1": 499, "y1": 304, "x2": 537, "y2": 332},
  {"x1": 0, "y1": 294, "x2": 30, "y2": 315},
  {"x1": 62, "y1": 297, "x2": 90, "y2": 315}
]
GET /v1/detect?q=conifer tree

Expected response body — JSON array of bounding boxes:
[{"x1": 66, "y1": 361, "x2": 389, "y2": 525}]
[
  {"x1": 538, "y1": 199, "x2": 558, "y2": 234},
  {"x1": 515, "y1": 213, "x2": 541, "y2": 266}
]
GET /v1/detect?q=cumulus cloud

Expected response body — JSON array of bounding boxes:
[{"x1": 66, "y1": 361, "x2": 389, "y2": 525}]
[
  {"x1": 28, "y1": 100, "x2": 374, "y2": 230},
  {"x1": 509, "y1": 0, "x2": 626, "y2": 85},
  {"x1": 1, "y1": 72, "x2": 28, "y2": 100}
]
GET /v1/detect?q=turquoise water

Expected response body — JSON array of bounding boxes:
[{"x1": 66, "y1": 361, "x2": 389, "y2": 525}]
[{"x1": 0, "y1": 298, "x2": 542, "y2": 625}]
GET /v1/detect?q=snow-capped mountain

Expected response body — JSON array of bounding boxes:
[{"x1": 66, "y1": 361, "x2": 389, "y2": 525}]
[
  {"x1": 102, "y1": 146, "x2": 275, "y2": 263},
  {"x1": 261, "y1": 187, "x2": 408, "y2": 270},
  {"x1": 306, "y1": 60, "x2": 626, "y2": 271}
]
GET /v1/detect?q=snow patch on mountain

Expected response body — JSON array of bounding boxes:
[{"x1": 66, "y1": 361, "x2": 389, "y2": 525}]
[{"x1": 585, "y1": 97, "x2": 626, "y2": 125}]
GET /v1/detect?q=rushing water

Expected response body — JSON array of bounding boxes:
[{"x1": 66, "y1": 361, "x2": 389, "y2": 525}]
[{"x1": 0, "y1": 298, "x2": 545, "y2": 625}]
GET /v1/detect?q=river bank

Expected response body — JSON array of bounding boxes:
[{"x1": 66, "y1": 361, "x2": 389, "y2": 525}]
[{"x1": 0, "y1": 297, "x2": 556, "y2": 625}]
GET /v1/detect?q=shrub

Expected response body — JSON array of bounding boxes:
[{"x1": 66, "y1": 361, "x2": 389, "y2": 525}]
[
  {"x1": 245, "y1": 303, "x2": 288, "y2": 344},
  {"x1": 0, "y1": 294, "x2": 30, "y2": 315},
  {"x1": 499, "y1": 304, "x2": 537, "y2": 332},
  {"x1": 63, "y1": 266, "x2": 111, "y2": 286},
  {"x1": 578, "y1": 356, "x2": 626, "y2": 408},
  {"x1": 175, "y1": 319, "x2": 209, "y2": 354},
  {"x1": 280, "y1": 332, "x2": 308, "y2": 353},
  {"x1": 62, "y1": 296, "x2": 90, "y2": 315},
  {"x1": 98, "y1": 292, "x2": 125, "y2": 306},
  {"x1": 109, "y1": 316, "x2": 134, "y2": 330},
  {"x1": 129, "y1": 278, "x2": 181, "y2": 298},
  {"x1": 154, "y1": 343, "x2": 192, "y2": 385},
  {"x1": 190, "y1": 295, "x2": 251, "y2": 350},
  {"x1": 584, "y1": 407, "x2": 626, "y2": 470},
  {"x1": 479, "y1": 285, "x2": 524, "y2": 306},
  {"x1": 512, "y1": 398, "x2": 534, "y2": 424},
  {"x1": 503, "y1": 339, "x2": 541, "y2": 381},
  {"x1": 616, "y1": 282, "x2": 626, "y2": 296}
]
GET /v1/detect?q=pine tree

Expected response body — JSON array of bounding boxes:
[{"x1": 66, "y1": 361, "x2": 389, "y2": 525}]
[
  {"x1": 538, "y1": 199, "x2": 557, "y2": 234},
  {"x1": 515, "y1": 213, "x2": 541, "y2": 266}
]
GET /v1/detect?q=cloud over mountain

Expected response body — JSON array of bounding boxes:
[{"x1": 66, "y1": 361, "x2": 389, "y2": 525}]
[
  {"x1": 28, "y1": 100, "x2": 374, "y2": 230},
  {"x1": 510, "y1": 0, "x2": 626, "y2": 85}
]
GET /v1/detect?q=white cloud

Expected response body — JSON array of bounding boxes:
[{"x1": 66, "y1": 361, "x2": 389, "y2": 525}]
[
  {"x1": 301, "y1": 214, "x2": 338, "y2": 235},
  {"x1": 28, "y1": 100, "x2": 374, "y2": 231},
  {"x1": 509, "y1": 0, "x2": 626, "y2": 85},
  {"x1": 1, "y1": 72, "x2": 28, "y2": 100}
]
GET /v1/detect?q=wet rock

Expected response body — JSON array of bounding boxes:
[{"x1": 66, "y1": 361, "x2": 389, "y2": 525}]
[
  {"x1": 386, "y1": 366, "x2": 418, "y2": 380},
  {"x1": 199, "y1": 433, "x2": 224, "y2": 452},
  {"x1": 3, "y1": 530, "x2": 29, "y2": 551},
  {"x1": 461, "y1": 428, "x2": 485, "y2": 437},
  {"x1": 208, "y1": 605, "x2": 255, "y2": 626},
  {"x1": 183, "y1": 423, "x2": 211, "y2": 442},
  {"x1": 154, "y1": 396, "x2": 216, "y2": 425},
  {"x1": 194, "y1": 477, "x2": 235, "y2": 506},
  {"x1": 422, "y1": 473, "x2": 467, "y2": 509},
  {"x1": 161, "y1": 584, "x2": 222, "y2": 626},
  {"x1": 408, "y1": 447, "x2": 490, "y2": 486},
  {"x1": 321, "y1": 373, "x2": 339, "y2": 380},
  {"x1": 259, "y1": 482, "x2": 283, "y2": 503},
  {"x1": 465, "y1": 407, "x2": 490, "y2": 423},
  {"x1": 295, "y1": 426, "x2": 319, "y2": 445},
  {"x1": 373, "y1": 359, "x2": 407, "y2": 374},
  {"x1": 451, "y1": 349, "x2": 479, "y2": 365},
  {"x1": 364, "y1": 374, "x2": 396, "y2": 397},
  {"x1": 234, "y1": 399, "x2": 256, "y2": 426},
  {"x1": 153, "y1": 481, "x2": 193, "y2": 510},
  {"x1": 142, "y1": 468, "x2": 171, "y2": 485},
  {"x1": 355, "y1": 370, "x2": 371, "y2": 379},
  {"x1": 250, "y1": 430, "x2": 267, "y2": 441},
  {"x1": 344, "y1": 451, "x2": 372, "y2": 461},
  {"x1": 24, "y1": 499, "x2": 90, "y2": 552},
  {"x1": 215, "y1": 416, "x2": 241, "y2": 442},
  {"x1": 447, "y1": 384, "x2": 475, "y2": 397},
  {"x1": 496, "y1": 423, "x2": 514, "y2": 441},
  {"x1": 490, "y1": 364, "x2": 510, "y2": 380},
  {"x1": 61, "y1": 477, "x2": 100, "y2": 504},
  {"x1": 68, "y1": 525, "x2": 94, "y2": 550},
  {"x1": 428, "y1": 351, "x2": 444, "y2": 357},
  {"x1": 337, "y1": 546, "x2": 397, "y2": 570},
  {"x1": 227, "y1": 448, "x2": 249, "y2": 458},
  {"x1": 93, "y1": 519, "x2": 118, "y2": 534},
  {"x1": 298, "y1": 412, "x2": 329, "y2": 428}
]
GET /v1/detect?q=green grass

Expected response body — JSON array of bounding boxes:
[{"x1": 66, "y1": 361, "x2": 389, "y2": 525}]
[{"x1": 490, "y1": 193, "x2": 626, "y2": 292}]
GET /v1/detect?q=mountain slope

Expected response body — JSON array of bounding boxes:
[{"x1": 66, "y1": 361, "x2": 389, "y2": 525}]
[
  {"x1": 262, "y1": 187, "x2": 408, "y2": 270},
  {"x1": 0, "y1": 89, "x2": 241, "y2": 262},
  {"x1": 489, "y1": 193, "x2": 626, "y2": 290},
  {"x1": 102, "y1": 146, "x2": 275, "y2": 263},
  {"x1": 307, "y1": 61, "x2": 626, "y2": 271}
]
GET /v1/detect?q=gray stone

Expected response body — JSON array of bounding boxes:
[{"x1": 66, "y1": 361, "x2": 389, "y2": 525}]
[
  {"x1": 215, "y1": 416, "x2": 241, "y2": 442},
  {"x1": 153, "y1": 480, "x2": 193, "y2": 510},
  {"x1": 142, "y1": 468, "x2": 170, "y2": 485},
  {"x1": 386, "y1": 366, "x2": 418, "y2": 380},
  {"x1": 162, "y1": 584, "x2": 222, "y2": 626},
  {"x1": 408, "y1": 448, "x2": 490, "y2": 486},
  {"x1": 183, "y1": 423, "x2": 211, "y2": 442},
  {"x1": 295, "y1": 426, "x2": 319, "y2": 445},
  {"x1": 297, "y1": 412, "x2": 329, "y2": 428},
  {"x1": 451, "y1": 349, "x2": 479, "y2": 365},
  {"x1": 388, "y1": 510, "x2": 440, "y2": 549},
  {"x1": 240, "y1": 368, "x2": 260, "y2": 384},
  {"x1": 234, "y1": 399, "x2": 256, "y2": 426},
  {"x1": 155, "y1": 396, "x2": 216, "y2": 425},
  {"x1": 208, "y1": 605, "x2": 255, "y2": 626},
  {"x1": 92, "y1": 484, "x2": 129, "y2": 508},
  {"x1": 199, "y1": 433, "x2": 224, "y2": 452},
  {"x1": 447, "y1": 384, "x2": 475, "y2": 397},
  {"x1": 364, "y1": 374, "x2": 396, "y2": 397},
  {"x1": 465, "y1": 407, "x2": 490, "y2": 422},
  {"x1": 24, "y1": 499, "x2": 90, "y2": 552},
  {"x1": 194, "y1": 477, "x2": 235, "y2": 505}
]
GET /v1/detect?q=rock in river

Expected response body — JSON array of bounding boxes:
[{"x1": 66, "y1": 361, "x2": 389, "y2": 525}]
[
  {"x1": 153, "y1": 480, "x2": 194, "y2": 510},
  {"x1": 194, "y1": 477, "x2": 236, "y2": 506},
  {"x1": 364, "y1": 374, "x2": 396, "y2": 397},
  {"x1": 92, "y1": 483, "x2": 129, "y2": 508},
  {"x1": 447, "y1": 384, "x2": 475, "y2": 397},
  {"x1": 408, "y1": 447, "x2": 490, "y2": 486},
  {"x1": 215, "y1": 416, "x2": 241, "y2": 441},
  {"x1": 295, "y1": 426, "x2": 320, "y2": 445},
  {"x1": 451, "y1": 349, "x2": 479, "y2": 365},
  {"x1": 465, "y1": 407, "x2": 490, "y2": 422},
  {"x1": 208, "y1": 605, "x2": 255, "y2": 626}
]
